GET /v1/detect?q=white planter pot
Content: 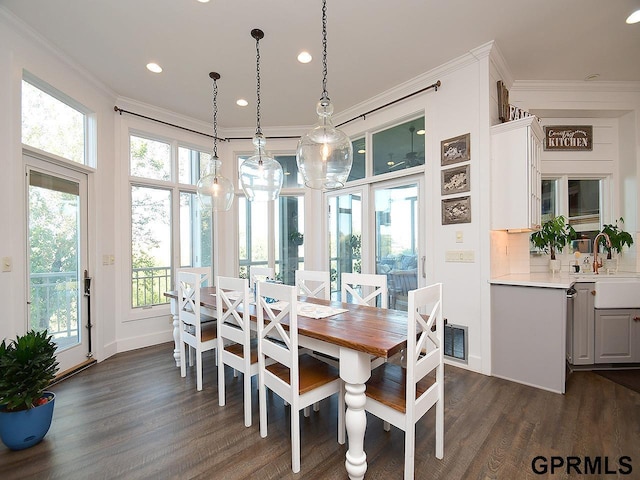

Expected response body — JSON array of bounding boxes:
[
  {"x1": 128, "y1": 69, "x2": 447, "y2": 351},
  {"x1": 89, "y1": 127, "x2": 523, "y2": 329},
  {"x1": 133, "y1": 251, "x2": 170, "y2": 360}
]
[{"x1": 549, "y1": 259, "x2": 561, "y2": 273}]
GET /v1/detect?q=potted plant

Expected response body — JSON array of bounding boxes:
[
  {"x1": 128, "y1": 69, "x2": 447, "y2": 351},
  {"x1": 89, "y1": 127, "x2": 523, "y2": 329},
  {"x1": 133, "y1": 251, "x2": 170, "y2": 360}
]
[
  {"x1": 289, "y1": 231, "x2": 304, "y2": 246},
  {"x1": 598, "y1": 217, "x2": 634, "y2": 272},
  {"x1": 530, "y1": 215, "x2": 577, "y2": 272},
  {"x1": 0, "y1": 330, "x2": 59, "y2": 450}
]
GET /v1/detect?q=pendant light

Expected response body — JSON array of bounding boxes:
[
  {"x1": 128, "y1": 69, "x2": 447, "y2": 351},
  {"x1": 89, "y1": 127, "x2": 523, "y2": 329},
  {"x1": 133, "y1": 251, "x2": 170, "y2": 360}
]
[
  {"x1": 196, "y1": 72, "x2": 234, "y2": 212},
  {"x1": 238, "y1": 29, "x2": 283, "y2": 202},
  {"x1": 296, "y1": 0, "x2": 353, "y2": 190}
]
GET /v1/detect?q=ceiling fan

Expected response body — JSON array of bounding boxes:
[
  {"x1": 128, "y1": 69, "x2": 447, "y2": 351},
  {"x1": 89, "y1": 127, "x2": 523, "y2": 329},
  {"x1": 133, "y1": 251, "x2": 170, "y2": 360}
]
[{"x1": 389, "y1": 126, "x2": 424, "y2": 170}]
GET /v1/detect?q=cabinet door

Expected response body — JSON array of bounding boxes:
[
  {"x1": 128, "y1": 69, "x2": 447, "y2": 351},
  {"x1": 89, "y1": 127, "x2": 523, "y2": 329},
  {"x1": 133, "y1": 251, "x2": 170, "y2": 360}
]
[
  {"x1": 571, "y1": 283, "x2": 595, "y2": 365},
  {"x1": 594, "y1": 309, "x2": 635, "y2": 363},
  {"x1": 490, "y1": 116, "x2": 543, "y2": 230}
]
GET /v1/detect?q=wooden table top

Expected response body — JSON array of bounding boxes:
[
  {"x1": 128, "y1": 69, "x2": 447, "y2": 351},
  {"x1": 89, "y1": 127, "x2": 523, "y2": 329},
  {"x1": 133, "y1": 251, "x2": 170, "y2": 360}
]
[{"x1": 165, "y1": 287, "x2": 408, "y2": 359}]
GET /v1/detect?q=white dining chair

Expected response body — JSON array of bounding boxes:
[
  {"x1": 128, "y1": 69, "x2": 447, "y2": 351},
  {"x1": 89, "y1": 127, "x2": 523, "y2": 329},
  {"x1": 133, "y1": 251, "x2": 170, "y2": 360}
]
[
  {"x1": 176, "y1": 266, "x2": 212, "y2": 288},
  {"x1": 177, "y1": 266, "x2": 214, "y2": 324},
  {"x1": 249, "y1": 265, "x2": 275, "y2": 288},
  {"x1": 364, "y1": 282, "x2": 444, "y2": 480},
  {"x1": 295, "y1": 269, "x2": 331, "y2": 300},
  {"x1": 256, "y1": 281, "x2": 345, "y2": 473},
  {"x1": 178, "y1": 271, "x2": 218, "y2": 391},
  {"x1": 341, "y1": 272, "x2": 388, "y2": 309},
  {"x1": 216, "y1": 275, "x2": 258, "y2": 427}
]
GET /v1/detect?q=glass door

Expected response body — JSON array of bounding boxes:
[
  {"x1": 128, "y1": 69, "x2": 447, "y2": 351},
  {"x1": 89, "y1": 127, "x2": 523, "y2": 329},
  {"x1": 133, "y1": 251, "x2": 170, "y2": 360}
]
[
  {"x1": 26, "y1": 157, "x2": 90, "y2": 373},
  {"x1": 373, "y1": 178, "x2": 423, "y2": 311},
  {"x1": 327, "y1": 188, "x2": 364, "y2": 300}
]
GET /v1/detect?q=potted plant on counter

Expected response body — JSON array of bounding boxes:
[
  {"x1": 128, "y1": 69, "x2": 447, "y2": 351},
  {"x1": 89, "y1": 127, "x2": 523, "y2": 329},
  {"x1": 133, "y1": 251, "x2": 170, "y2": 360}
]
[
  {"x1": 598, "y1": 217, "x2": 634, "y2": 273},
  {"x1": 0, "y1": 330, "x2": 59, "y2": 450},
  {"x1": 530, "y1": 215, "x2": 577, "y2": 272}
]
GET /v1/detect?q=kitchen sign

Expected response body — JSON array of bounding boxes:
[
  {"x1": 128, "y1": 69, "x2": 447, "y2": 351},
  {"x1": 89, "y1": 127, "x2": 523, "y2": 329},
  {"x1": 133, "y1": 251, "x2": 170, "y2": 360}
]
[{"x1": 544, "y1": 125, "x2": 593, "y2": 151}]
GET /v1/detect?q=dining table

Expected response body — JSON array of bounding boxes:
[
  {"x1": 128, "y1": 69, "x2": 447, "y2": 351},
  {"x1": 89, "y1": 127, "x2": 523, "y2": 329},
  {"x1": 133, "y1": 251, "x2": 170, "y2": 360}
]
[{"x1": 164, "y1": 287, "x2": 408, "y2": 480}]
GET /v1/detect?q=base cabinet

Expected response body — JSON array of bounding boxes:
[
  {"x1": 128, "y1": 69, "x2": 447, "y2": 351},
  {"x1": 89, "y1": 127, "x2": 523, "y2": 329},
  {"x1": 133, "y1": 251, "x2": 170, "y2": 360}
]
[
  {"x1": 595, "y1": 309, "x2": 640, "y2": 363},
  {"x1": 568, "y1": 283, "x2": 595, "y2": 365}
]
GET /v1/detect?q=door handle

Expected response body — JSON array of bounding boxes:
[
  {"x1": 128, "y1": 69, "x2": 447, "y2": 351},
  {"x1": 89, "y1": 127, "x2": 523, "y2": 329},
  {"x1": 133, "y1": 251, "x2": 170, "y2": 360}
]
[{"x1": 421, "y1": 256, "x2": 426, "y2": 279}]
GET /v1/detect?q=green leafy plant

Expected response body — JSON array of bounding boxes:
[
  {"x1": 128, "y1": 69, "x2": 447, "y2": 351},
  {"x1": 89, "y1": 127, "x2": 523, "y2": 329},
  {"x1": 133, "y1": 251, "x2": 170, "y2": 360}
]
[
  {"x1": 0, "y1": 330, "x2": 59, "y2": 412},
  {"x1": 599, "y1": 217, "x2": 634, "y2": 259},
  {"x1": 530, "y1": 215, "x2": 577, "y2": 260},
  {"x1": 289, "y1": 231, "x2": 304, "y2": 246}
]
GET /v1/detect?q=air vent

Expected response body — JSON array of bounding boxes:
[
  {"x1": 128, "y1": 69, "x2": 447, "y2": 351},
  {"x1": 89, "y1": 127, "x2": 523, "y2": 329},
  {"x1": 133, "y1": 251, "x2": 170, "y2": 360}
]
[{"x1": 444, "y1": 324, "x2": 467, "y2": 363}]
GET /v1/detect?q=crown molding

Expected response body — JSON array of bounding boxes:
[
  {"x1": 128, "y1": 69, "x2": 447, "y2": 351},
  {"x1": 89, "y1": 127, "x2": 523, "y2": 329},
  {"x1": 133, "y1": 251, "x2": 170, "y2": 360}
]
[
  {"x1": 487, "y1": 41, "x2": 514, "y2": 88},
  {"x1": 512, "y1": 80, "x2": 640, "y2": 93}
]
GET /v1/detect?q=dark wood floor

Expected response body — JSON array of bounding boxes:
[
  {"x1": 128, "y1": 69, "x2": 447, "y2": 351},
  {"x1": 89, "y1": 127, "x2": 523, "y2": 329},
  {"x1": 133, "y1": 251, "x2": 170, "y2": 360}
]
[{"x1": 1, "y1": 343, "x2": 639, "y2": 480}]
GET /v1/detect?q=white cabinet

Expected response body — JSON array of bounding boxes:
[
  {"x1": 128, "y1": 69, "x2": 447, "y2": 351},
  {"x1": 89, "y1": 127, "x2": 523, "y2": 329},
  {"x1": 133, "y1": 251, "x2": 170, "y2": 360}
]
[
  {"x1": 491, "y1": 116, "x2": 543, "y2": 231},
  {"x1": 568, "y1": 283, "x2": 595, "y2": 365},
  {"x1": 594, "y1": 309, "x2": 640, "y2": 363}
]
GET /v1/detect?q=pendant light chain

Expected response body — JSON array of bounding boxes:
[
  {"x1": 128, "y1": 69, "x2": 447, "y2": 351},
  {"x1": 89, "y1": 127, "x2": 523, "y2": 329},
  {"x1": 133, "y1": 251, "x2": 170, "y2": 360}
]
[
  {"x1": 211, "y1": 75, "x2": 219, "y2": 159},
  {"x1": 255, "y1": 33, "x2": 262, "y2": 135},
  {"x1": 321, "y1": 0, "x2": 329, "y2": 101}
]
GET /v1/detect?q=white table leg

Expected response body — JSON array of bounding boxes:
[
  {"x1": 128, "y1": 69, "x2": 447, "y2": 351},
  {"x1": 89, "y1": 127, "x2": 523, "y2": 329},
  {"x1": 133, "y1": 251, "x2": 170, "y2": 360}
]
[
  {"x1": 340, "y1": 348, "x2": 371, "y2": 480},
  {"x1": 169, "y1": 299, "x2": 181, "y2": 367}
]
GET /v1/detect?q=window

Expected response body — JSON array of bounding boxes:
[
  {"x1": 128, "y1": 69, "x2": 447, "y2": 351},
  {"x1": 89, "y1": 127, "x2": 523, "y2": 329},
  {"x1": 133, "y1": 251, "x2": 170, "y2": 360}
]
[
  {"x1": 22, "y1": 73, "x2": 91, "y2": 165},
  {"x1": 129, "y1": 135, "x2": 212, "y2": 308},
  {"x1": 539, "y1": 177, "x2": 603, "y2": 253},
  {"x1": 131, "y1": 185, "x2": 172, "y2": 307},
  {"x1": 372, "y1": 117, "x2": 425, "y2": 176},
  {"x1": 275, "y1": 195, "x2": 304, "y2": 285},
  {"x1": 237, "y1": 154, "x2": 305, "y2": 285},
  {"x1": 328, "y1": 192, "x2": 362, "y2": 297},
  {"x1": 568, "y1": 179, "x2": 601, "y2": 251},
  {"x1": 348, "y1": 138, "x2": 366, "y2": 181}
]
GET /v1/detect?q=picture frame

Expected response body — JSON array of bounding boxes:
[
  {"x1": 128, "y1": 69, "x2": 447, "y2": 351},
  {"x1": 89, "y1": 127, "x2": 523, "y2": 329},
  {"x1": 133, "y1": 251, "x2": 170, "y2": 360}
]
[
  {"x1": 441, "y1": 165, "x2": 470, "y2": 196},
  {"x1": 441, "y1": 133, "x2": 470, "y2": 166},
  {"x1": 442, "y1": 196, "x2": 471, "y2": 225}
]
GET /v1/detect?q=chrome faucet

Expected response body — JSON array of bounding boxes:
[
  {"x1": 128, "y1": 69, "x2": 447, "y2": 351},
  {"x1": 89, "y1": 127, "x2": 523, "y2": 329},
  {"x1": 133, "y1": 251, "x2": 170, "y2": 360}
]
[{"x1": 593, "y1": 232, "x2": 611, "y2": 274}]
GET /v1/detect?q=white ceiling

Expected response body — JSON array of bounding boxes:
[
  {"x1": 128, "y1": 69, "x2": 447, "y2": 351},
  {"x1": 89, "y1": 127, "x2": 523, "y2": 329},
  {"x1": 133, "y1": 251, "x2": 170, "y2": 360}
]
[{"x1": 2, "y1": 0, "x2": 640, "y2": 129}]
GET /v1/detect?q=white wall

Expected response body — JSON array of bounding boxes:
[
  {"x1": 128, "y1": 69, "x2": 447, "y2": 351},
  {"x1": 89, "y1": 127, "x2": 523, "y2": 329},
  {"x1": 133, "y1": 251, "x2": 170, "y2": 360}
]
[{"x1": 0, "y1": 11, "x2": 117, "y2": 362}]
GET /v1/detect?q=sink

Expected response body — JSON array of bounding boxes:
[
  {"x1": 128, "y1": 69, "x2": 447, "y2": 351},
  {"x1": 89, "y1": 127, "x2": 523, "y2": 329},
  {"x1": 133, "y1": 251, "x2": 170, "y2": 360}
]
[{"x1": 594, "y1": 279, "x2": 640, "y2": 308}]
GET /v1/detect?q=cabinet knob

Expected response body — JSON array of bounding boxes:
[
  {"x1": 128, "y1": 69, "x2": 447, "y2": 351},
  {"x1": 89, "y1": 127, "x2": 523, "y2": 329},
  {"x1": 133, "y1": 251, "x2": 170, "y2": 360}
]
[
  {"x1": 634, "y1": 317, "x2": 640, "y2": 322},
  {"x1": 591, "y1": 290, "x2": 596, "y2": 296}
]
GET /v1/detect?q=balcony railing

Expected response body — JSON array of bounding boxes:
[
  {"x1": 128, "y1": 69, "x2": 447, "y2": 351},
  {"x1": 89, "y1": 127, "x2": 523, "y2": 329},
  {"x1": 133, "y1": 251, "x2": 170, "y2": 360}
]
[
  {"x1": 132, "y1": 266, "x2": 171, "y2": 307},
  {"x1": 30, "y1": 271, "x2": 79, "y2": 340}
]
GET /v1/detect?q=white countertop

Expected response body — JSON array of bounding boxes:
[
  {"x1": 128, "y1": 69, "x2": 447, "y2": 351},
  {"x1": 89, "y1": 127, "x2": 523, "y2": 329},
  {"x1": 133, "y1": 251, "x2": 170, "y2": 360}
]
[
  {"x1": 490, "y1": 272, "x2": 640, "y2": 289},
  {"x1": 490, "y1": 273, "x2": 575, "y2": 289}
]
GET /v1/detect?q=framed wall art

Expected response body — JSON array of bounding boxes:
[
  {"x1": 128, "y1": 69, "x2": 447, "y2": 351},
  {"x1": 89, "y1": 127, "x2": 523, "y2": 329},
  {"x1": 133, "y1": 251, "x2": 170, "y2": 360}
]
[
  {"x1": 441, "y1": 164, "x2": 470, "y2": 196},
  {"x1": 441, "y1": 133, "x2": 470, "y2": 166},
  {"x1": 442, "y1": 196, "x2": 471, "y2": 225}
]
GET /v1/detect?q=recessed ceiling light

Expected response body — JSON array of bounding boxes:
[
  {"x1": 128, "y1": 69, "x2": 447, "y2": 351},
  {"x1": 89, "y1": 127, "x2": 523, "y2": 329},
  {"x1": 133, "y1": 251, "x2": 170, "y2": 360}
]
[
  {"x1": 146, "y1": 62, "x2": 162, "y2": 73},
  {"x1": 197, "y1": 0, "x2": 210, "y2": 3},
  {"x1": 236, "y1": 99, "x2": 248, "y2": 107},
  {"x1": 626, "y1": 9, "x2": 640, "y2": 24},
  {"x1": 297, "y1": 51, "x2": 312, "y2": 64},
  {"x1": 584, "y1": 73, "x2": 600, "y2": 81},
  {"x1": 416, "y1": 129, "x2": 425, "y2": 135},
  {"x1": 357, "y1": 149, "x2": 366, "y2": 154}
]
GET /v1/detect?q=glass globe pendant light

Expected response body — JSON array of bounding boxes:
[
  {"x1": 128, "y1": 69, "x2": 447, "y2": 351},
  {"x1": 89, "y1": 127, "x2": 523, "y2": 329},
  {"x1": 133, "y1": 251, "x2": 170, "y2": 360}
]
[
  {"x1": 296, "y1": 0, "x2": 353, "y2": 190},
  {"x1": 238, "y1": 29, "x2": 283, "y2": 202},
  {"x1": 196, "y1": 72, "x2": 234, "y2": 212}
]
